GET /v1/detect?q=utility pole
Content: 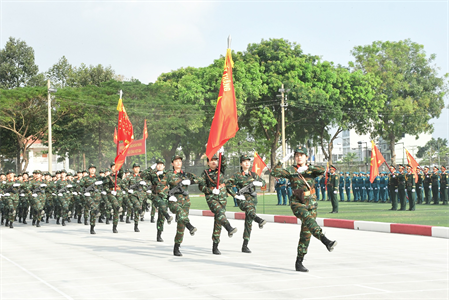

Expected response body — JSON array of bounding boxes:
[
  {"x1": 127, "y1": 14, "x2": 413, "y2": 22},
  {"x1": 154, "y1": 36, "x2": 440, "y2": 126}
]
[
  {"x1": 278, "y1": 84, "x2": 290, "y2": 167},
  {"x1": 47, "y1": 80, "x2": 57, "y2": 174}
]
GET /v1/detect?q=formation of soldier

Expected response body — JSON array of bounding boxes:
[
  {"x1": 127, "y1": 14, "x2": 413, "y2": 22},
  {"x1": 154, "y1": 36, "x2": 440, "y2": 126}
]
[{"x1": 310, "y1": 164, "x2": 448, "y2": 210}]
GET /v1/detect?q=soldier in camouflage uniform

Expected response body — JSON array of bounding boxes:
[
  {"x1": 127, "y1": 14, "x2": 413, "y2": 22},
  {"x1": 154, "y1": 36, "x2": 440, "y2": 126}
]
[
  {"x1": 226, "y1": 154, "x2": 267, "y2": 253},
  {"x1": 44, "y1": 172, "x2": 56, "y2": 223},
  {"x1": 18, "y1": 171, "x2": 31, "y2": 224},
  {"x1": 79, "y1": 164, "x2": 104, "y2": 234},
  {"x1": 2, "y1": 170, "x2": 27, "y2": 228},
  {"x1": 142, "y1": 158, "x2": 173, "y2": 242},
  {"x1": 198, "y1": 152, "x2": 238, "y2": 255},
  {"x1": 73, "y1": 171, "x2": 84, "y2": 223},
  {"x1": 55, "y1": 170, "x2": 73, "y2": 226},
  {"x1": 29, "y1": 170, "x2": 48, "y2": 227},
  {"x1": 270, "y1": 146, "x2": 337, "y2": 272},
  {"x1": 157, "y1": 155, "x2": 199, "y2": 256},
  {"x1": 103, "y1": 163, "x2": 124, "y2": 233},
  {"x1": 124, "y1": 163, "x2": 149, "y2": 232}
]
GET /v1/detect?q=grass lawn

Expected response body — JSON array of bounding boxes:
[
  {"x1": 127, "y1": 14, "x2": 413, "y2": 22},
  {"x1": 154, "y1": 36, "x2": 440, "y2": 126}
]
[{"x1": 189, "y1": 194, "x2": 449, "y2": 227}]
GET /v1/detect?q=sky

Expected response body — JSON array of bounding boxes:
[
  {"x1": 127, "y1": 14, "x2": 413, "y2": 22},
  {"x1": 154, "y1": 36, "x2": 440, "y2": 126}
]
[{"x1": 1, "y1": 0, "x2": 448, "y2": 140}]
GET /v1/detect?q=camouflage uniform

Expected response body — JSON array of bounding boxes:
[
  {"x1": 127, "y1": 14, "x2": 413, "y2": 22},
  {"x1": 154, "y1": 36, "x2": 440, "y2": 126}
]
[
  {"x1": 103, "y1": 171, "x2": 124, "y2": 232},
  {"x1": 44, "y1": 177, "x2": 56, "y2": 223},
  {"x1": 198, "y1": 155, "x2": 237, "y2": 254},
  {"x1": 55, "y1": 177, "x2": 73, "y2": 225},
  {"x1": 226, "y1": 164, "x2": 267, "y2": 253},
  {"x1": 29, "y1": 177, "x2": 48, "y2": 226},
  {"x1": 18, "y1": 180, "x2": 31, "y2": 224},
  {"x1": 124, "y1": 170, "x2": 148, "y2": 232},
  {"x1": 79, "y1": 169, "x2": 104, "y2": 233},
  {"x1": 270, "y1": 146, "x2": 337, "y2": 272},
  {"x1": 2, "y1": 173, "x2": 28, "y2": 228}
]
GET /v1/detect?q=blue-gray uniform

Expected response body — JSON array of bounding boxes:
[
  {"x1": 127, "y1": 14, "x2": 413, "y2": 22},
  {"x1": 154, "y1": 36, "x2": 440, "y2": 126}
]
[
  {"x1": 384, "y1": 173, "x2": 390, "y2": 201},
  {"x1": 359, "y1": 173, "x2": 367, "y2": 201},
  {"x1": 319, "y1": 176, "x2": 326, "y2": 201},
  {"x1": 314, "y1": 176, "x2": 321, "y2": 200},
  {"x1": 345, "y1": 173, "x2": 351, "y2": 202},
  {"x1": 366, "y1": 173, "x2": 373, "y2": 201},
  {"x1": 372, "y1": 175, "x2": 380, "y2": 202},
  {"x1": 352, "y1": 173, "x2": 358, "y2": 201},
  {"x1": 379, "y1": 173, "x2": 386, "y2": 202},
  {"x1": 338, "y1": 172, "x2": 345, "y2": 202}
]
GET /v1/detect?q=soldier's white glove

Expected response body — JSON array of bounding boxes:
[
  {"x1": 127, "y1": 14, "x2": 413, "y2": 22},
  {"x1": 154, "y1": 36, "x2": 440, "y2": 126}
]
[
  {"x1": 2, "y1": 181, "x2": 5, "y2": 184},
  {"x1": 67, "y1": 184, "x2": 73, "y2": 188},
  {"x1": 218, "y1": 146, "x2": 224, "y2": 154},
  {"x1": 101, "y1": 191, "x2": 107, "y2": 195},
  {"x1": 122, "y1": 191, "x2": 126, "y2": 195},
  {"x1": 95, "y1": 181, "x2": 103, "y2": 185},
  {"x1": 392, "y1": 175, "x2": 396, "y2": 178},
  {"x1": 4, "y1": 193, "x2": 11, "y2": 197},
  {"x1": 182, "y1": 179, "x2": 191, "y2": 186},
  {"x1": 13, "y1": 183, "x2": 20, "y2": 187},
  {"x1": 72, "y1": 192, "x2": 78, "y2": 195},
  {"x1": 394, "y1": 189, "x2": 398, "y2": 193},
  {"x1": 128, "y1": 189, "x2": 134, "y2": 194},
  {"x1": 58, "y1": 193, "x2": 63, "y2": 197},
  {"x1": 20, "y1": 193, "x2": 25, "y2": 197},
  {"x1": 31, "y1": 193, "x2": 37, "y2": 197},
  {"x1": 84, "y1": 192, "x2": 91, "y2": 197},
  {"x1": 412, "y1": 189, "x2": 415, "y2": 192},
  {"x1": 156, "y1": 171, "x2": 163, "y2": 176},
  {"x1": 253, "y1": 181, "x2": 263, "y2": 187},
  {"x1": 139, "y1": 180, "x2": 147, "y2": 186},
  {"x1": 281, "y1": 152, "x2": 293, "y2": 163},
  {"x1": 111, "y1": 191, "x2": 117, "y2": 196},
  {"x1": 52, "y1": 193, "x2": 56, "y2": 196},
  {"x1": 297, "y1": 165, "x2": 308, "y2": 173},
  {"x1": 235, "y1": 195, "x2": 245, "y2": 200},
  {"x1": 429, "y1": 185, "x2": 432, "y2": 188},
  {"x1": 146, "y1": 190, "x2": 152, "y2": 194},
  {"x1": 169, "y1": 196, "x2": 177, "y2": 202},
  {"x1": 40, "y1": 184, "x2": 47, "y2": 187},
  {"x1": 333, "y1": 191, "x2": 337, "y2": 194},
  {"x1": 212, "y1": 188, "x2": 220, "y2": 195}
]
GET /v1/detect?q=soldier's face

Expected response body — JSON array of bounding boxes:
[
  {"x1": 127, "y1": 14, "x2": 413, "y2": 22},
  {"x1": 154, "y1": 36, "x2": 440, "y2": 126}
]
[
  {"x1": 105, "y1": 171, "x2": 110, "y2": 176},
  {"x1": 6, "y1": 174, "x2": 14, "y2": 180},
  {"x1": 111, "y1": 165, "x2": 116, "y2": 172},
  {"x1": 294, "y1": 153, "x2": 307, "y2": 166},
  {"x1": 240, "y1": 160, "x2": 250, "y2": 170},
  {"x1": 133, "y1": 167, "x2": 140, "y2": 174},
  {"x1": 330, "y1": 168, "x2": 336, "y2": 174},
  {"x1": 83, "y1": 172, "x2": 88, "y2": 177},
  {"x1": 99, "y1": 173, "x2": 105, "y2": 177},
  {"x1": 0, "y1": 175, "x2": 5, "y2": 180},
  {"x1": 434, "y1": 168, "x2": 438, "y2": 173},
  {"x1": 56, "y1": 174, "x2": 61, "y2": 179},
  {"x1": 172, "y1": 159, "x2": 183, "y2": 170},
  {"x1": 23, "y1": 174, "x2": 28, "y2": 180},
  {"x1": 208, "y1": 159, "x2": 218, "y2": 169},
  {"x1": 61, "y1": 173, "x2": 67, "y2": 179},
  {"x1": 89, "y1": 168, "x2": 96, "y2": 176},
  {"x1": 156, "y1": 164, "x2": 165, "y2": 171}
]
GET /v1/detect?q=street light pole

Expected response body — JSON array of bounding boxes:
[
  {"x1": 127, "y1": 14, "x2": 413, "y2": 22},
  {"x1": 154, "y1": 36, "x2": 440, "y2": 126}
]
[
  {"x1": 47, "y1": 80, "x2": 52, "y2": 174},
  {"x1": 281, "y1": 84, "x2": 285, "y2": 166}
]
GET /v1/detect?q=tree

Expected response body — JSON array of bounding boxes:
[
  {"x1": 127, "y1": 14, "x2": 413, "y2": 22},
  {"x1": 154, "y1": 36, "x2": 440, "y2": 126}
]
[
  {"x1": 350, "y1": 39, "x2": 448, "y2": 165},
  {"x1": 0, "y1": 37, "x2": 39, "y2": 89},
  {"x1": 46, "y1": 56, "x2": 73, "y2": 88},
  {"x1": 416, "y1": 138, "x2": 448, "y2": 166}
]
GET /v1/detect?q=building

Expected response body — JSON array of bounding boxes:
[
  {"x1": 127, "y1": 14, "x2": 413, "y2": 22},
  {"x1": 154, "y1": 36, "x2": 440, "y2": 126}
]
[{"x1": 26, "y1": 140, "x2": 70, "y2": 174}]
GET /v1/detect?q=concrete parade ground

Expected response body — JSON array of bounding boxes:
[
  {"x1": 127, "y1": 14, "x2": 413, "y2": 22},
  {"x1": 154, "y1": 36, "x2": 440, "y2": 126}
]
[{"x1": 1, "y1": 212, "x2": 448, "y2": 300}]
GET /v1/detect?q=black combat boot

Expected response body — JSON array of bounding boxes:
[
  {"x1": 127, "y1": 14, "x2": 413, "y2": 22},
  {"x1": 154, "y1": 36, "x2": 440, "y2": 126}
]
[
  {"x1": 46, "y1": 215, "x2": 50, "y2": 223},
  {"x1": 1, "y1": 217, "x2": 4, "y2": 225},
  {"x1": 90, "y1": 225, "x2": 96, "y2": 234},
  {"x1": 23, "y1": 218, "x2": 27, "y2": 225},
  {"x1": 9, "y1": 222, "x2": 13, "y2": 229},
  {"x1": 212, "y1": 242, "x2": 221, "y2": 255},
  {"x1": 18, "y1": 216, "x2": 22, "y2": 223},
  {"x1": 56, "y1": 217, "x2": 60, "y2": 225},
  {"x1": 126, "y1": 216, "x2": 131, "y2": 224},
  {"x1": 77, "y1": 215, "x2": 82, "y2": 224},
  {"x1": 173, "y1": 243, "x2": 182, "y2": 256},
  {"x1": 295, "y1": 257, "x2": 308, "y2": 272},
  {"x1": 62, "y1": 218, "x2": 66, "y2": 226},
  {"x1": 36, "y1": 220, "x2": 41, "y2": 227},
  {"x1": 112, "y1": 225, "x2": 118, "y2": 233},
  {"x1": 84, "y1": 218, "x2": 88, "y2": 225},
  {"x1": 224, "y1": 223, "x2": 237, "y2": 237},
  {"x1": 185, "y1": 222, "x2": 197, "y2": 236},
  {"x1": 157, "y1": 230, "x2": 163, "y2": 242},
  {"x1": 242, "y1": 240, "x2": 251, "y2": 253},
  {"x1": 98, "y1": 216, "x2": 103, "y2": 223},
  {"x1": 120, "y1": 215, "x2": 124, "y2": 222},
  {"x1": 32, "y1": 219, "x2": 36, "y2": 226},
  {"x1": 5, "y1": 220, "x2": 9, "y2": 227},
  {"x1": 150, "y1": 216, "x2": 155, "y2": 223},
  {"x1": 134, "y1": 224, "x2": 140, "y2": 232},
  {"x1": 320, "y1": 235, "x2": 337, "y2": 252},
  {"x1": 163, "y1": 212, "x2": 173, "y2": 224},
  {"x1": 105, "y1": 217, "x2": 110, "y2": 225},
  {"x1": 254, "y1": 216, "x2": 267, "y2": 229}
]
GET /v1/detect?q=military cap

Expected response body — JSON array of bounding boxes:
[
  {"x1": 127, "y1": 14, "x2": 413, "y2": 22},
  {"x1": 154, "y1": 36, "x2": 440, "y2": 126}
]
[
  {"x1": 99, "y1": 170, "x2": 105, "y2": 174},
  {"x1": 406, "y1": 164, "x2": 412, "y2": 168},
  {"x1": 398, "y1": 164, "x2": 404, "y2": 168},
  {"x1": 171, "y1": 155, "x2": 183, "y2": 162},
  {"x1": 44, "y1": 172, "x2": 50, "y2": 176},
  {"x1": 33, "y1": 170, "x2": 41, "y2": 174},
  {"x1": 82, "y1": 170, "x2": 88, "y2": 173},
  {"x1": 329, "y1": 164, "x2": 337, "y2": 170},
  {"x1": 110, "y1": 162, "x2": 116, "y2": 168},
  {"x1": 346, "y1": 172, "x2": 350, "y2": 174},
  {"x1": 240, "y1": 154, "x2": 251, "y2": 163},
  {"x1": 339, "y1": 172, "x2": 343, "y2": 174},
  {"x1": 60, "y1": 169, "x2": 67, "y2": 174},
  {"x1": 441, "y1": 165, "x2": 446, "y2": 170},
  {"x1": 125, "y1": 169, "x2": 131, "y2": 173},
  {"x1": 0, "y1": 172, "x2": 5, "y2": 176},
  {"x1": 433, "y1": 165, "x2": 439, "y2": 170},
  {"x1": 294, "y1": 146, "x2": 308, "y2": 156},
  {"x1": 424, "y1": 165, "x2": 429, "y2": 169},
  {"x1": 88, "y1": 164, "x2": 96, "y2": 169},
  {"x1": 390, "y1": 165, "x2": 396, "y2": 169},
  {"x1": 132, "y1": 163, "x2": 140, "y2": 168},
  {"x1": 22, "y1": 171, "x2": 29, "y2": 175},
  {"x1": 55, "y1": 170, "x2": 61, "y2": 174},
  {"x1": 77, "y1": 170, "x2": 83, "y2": 174},
  {"x1": 156, "y1": 158, "x2": 166, "y2": 164}
]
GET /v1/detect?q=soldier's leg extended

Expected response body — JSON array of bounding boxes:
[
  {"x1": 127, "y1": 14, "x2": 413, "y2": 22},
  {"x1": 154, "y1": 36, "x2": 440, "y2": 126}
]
[
  {"x1": 207, "y1": 199, "x2": 236, "y2": 238},
  {"x1": 150, "y1": 199, "x2": 156, "y2": 223}
]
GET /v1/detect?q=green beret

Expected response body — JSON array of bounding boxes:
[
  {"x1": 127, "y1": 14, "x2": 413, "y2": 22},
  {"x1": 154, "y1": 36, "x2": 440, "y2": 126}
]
[
  {"x1": 294, "y1": 146, "x2": 308, "y2": 156},
  {"x1": 240, "y1": 154, "x2": 251, "y2": 163}
]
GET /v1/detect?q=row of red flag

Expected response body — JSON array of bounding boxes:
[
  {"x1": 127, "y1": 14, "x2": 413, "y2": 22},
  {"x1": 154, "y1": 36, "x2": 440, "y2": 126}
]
[{"x1": 369, "y1": 141, "x2": 420, "y2": 183}]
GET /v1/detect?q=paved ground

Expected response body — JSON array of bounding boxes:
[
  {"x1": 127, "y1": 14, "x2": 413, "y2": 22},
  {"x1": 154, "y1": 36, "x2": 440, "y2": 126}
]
[{"x1": 1, "y1": 213, "x2": 448, "y2": 300}]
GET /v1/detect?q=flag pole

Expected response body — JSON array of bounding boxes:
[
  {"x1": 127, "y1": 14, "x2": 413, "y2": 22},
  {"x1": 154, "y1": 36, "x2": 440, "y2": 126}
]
[
  {"x1": 114, "y1": 90, "x2": 123, "y2": 191},
  {"x1": 145, "y1": 120, "x2": 147, "y2": 169},
  {"x1": 216, "y1": 152, "x2": 222, "y2": 189}
]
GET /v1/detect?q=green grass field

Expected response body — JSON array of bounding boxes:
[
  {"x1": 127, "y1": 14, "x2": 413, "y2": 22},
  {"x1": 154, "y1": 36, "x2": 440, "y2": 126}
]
[{"x1": 189, "y1": 194, "x2": 449, "y2": 227}]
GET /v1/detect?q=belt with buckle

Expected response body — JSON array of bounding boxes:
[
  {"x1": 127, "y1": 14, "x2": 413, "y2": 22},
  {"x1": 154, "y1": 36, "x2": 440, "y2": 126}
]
[{"x1": 304, "y1": 188, "x2": 315, "y2": 197}]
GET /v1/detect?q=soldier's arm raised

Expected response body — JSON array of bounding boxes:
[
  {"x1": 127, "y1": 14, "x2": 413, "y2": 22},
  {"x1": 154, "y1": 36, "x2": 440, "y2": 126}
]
[{"x1": 270, "y1": 162, "x2": 292, "y2": 179}]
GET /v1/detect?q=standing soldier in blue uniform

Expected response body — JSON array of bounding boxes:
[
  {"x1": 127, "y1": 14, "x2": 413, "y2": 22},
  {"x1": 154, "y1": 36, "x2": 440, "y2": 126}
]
[
  {"x1": 275, "y1": 177, "x2": 288, "y2": 205},
  {"x1": 352, "y1": 172, "x2": 358, "y2": 202},
  {"x1": 270, "y1": 146, "x2": 337, "y2": 272},
  {"x1": 372, "y1": 174, "x2": 380, "y2": 202},
  {"x1": 344, "y1": 172, "x2": 351, "y2": 202},
  {"x1": 384, "y1": 172, "x2": 390, "y2": 202},
  {"x1": 423, "y1": 166, "x2": 432, "y2": 205},
  {"x1": 338, "y1": 172, "x2": 345, "y2": 202},
  {"x1": 359, "y1": 173, "x2": 366, "y2": 202},
  {"x1": 379, "y1": 172, "x2": 386, "y2": 203}
]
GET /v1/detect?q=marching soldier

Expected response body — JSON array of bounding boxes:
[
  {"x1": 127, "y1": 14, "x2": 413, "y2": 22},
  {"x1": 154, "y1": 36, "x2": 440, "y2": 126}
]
[
  {"x1": 226, "y1": 154, "x2": 267, "y2": 253},
  {"x1": 2, "y1": 170, "x2": 26, "y2": 228},
  {"x1": 270, "y1": 146, "x2": 337, "y2": 272},
  {"x1": 79, "y1": 164, "x2": 104, "y2": 234},
  {"x1": 30, "y1": 170, "x2": 48, "y2": 227},
  {"x1": 198, "y1": 152, "x2": 238, "y2": 255},
  {"x1": 124, "y1": 163, "x2": 148, "y2": 232},
  {"x1": 405, "y1": 165, "x2": 416, "y2": 211},
  {"x1": 158, "y1": 155, "x2": 199, "y2": 256},
  {"x1": 55, "y1": 170, "x2": 72, "y2": 226},
  {"x1": 103, "y1": 163, "x2": 124, "y2": 233}
]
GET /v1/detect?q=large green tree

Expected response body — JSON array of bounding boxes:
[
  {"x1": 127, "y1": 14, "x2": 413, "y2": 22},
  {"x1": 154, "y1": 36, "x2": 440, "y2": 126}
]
[{"x1": 350, "y1": 39, "x2": 448, "y2": 165}]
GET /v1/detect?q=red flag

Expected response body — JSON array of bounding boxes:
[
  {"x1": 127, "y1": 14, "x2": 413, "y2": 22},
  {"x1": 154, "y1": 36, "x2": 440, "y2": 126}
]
[
  {"x1": 113, "y1": 127, "x2": 118, "y2": 144},
  {"x1": 205, "y1": 49, "x2": 239, "y2": 159},
  {"x1": 369, "y1": 141, "x2": 386, "y2": 183},
  {"x1": 405, "y1": 148, "x2": 420, "y2": 183},
  {"x1": 115, "y1": 98, "x2": 134, "y2": 171},
  {"x1": 251, "y1": 152, "x2": 267, "y2": 176},
  {"x1": 143, "y1": 119, "x2": 148, "y2": 140}
]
